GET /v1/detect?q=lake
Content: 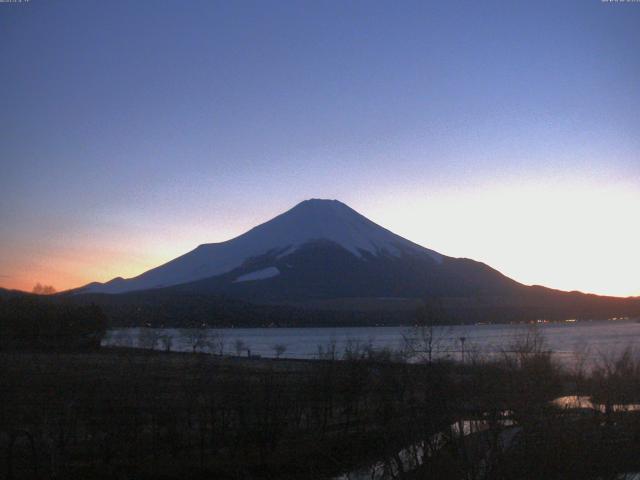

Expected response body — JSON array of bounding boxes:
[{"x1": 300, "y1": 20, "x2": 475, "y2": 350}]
[{"x1": 103, "y1": 319, "x2": 640, "y2": 367}]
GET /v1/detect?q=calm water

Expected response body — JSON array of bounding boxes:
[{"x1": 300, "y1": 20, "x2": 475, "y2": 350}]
[{"x1": 103, "y1": 319, "x2": 640, "y2": 367}]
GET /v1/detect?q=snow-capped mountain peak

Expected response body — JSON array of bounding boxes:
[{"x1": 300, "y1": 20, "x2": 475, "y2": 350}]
[{"x1": 81, "y1": 199, "x2": 443, "y2": 294}]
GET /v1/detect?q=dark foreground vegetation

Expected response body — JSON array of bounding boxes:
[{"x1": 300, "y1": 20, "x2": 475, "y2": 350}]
[
  {"x1": 4, "y1": 334, "x2": 640, "y2": 479},
  {"x1": 4, "y1": 294, "x2": 640, "y2": 479},
  {"x1": 0, "y1": 296, "x2": 106, "y2": 351}
]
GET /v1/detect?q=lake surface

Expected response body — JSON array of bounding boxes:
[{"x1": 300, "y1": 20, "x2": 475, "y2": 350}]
[{"x1": 103, "y1": 319, "x2": 640, "y2": 367}]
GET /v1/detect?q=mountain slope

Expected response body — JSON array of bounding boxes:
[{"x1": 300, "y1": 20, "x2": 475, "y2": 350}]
[
  {"x1": 81, "y1": 199, "x2": 444, "y2": 295},
  {"x1": 166, "y1": 239, "x2": 523, "y2": 302},
  {"x1": 72, "y1": 198, "x2": 640, "y2": 326}
]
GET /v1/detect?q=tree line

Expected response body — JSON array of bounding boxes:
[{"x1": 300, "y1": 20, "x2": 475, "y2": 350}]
[
  {"x1": 0, "y1": 296, "x2": 107, "y2": 351},
  {"x1": 5, "y1": 326, "x2": 640, "y2": 479}
]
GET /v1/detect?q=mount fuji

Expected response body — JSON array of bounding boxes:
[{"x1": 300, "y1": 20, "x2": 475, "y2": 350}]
[
  {"x1": 80, "y1": 199, "x2": 517, "y2": 300},
  {"x1": 72, "y1": 199, "x2": 639, "y2": 325}
]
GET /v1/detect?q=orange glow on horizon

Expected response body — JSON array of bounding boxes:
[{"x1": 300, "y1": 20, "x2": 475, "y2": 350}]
[{"x1": 1, "y1": 180, "x2": 639, "y2": 297}]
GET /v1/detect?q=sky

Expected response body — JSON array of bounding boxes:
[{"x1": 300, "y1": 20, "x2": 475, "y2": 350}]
[{"x1": 1, "y1": 0, "x2": 639, "y2": 297}]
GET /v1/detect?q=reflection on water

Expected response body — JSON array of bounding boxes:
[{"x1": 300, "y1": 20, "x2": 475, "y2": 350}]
[
  {"x1": 552, "y1": 395, "x2": 640, "y2": 413},
  {"x1": 333, "y1": 416, "x2": 517, "y2": 480},
  {"x1": 336, "y1": 397, "x2": 640, "y2": 480}
]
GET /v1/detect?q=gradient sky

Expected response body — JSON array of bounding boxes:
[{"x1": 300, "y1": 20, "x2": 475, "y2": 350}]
[{"x1": 1, "y1": 0, "x2": 639, "y2": 296}]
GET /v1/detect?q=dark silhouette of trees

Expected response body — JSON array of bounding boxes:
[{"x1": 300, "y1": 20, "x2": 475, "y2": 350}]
[
  {"x1": 138, "y1": 327, "x2": 161, "y2": 350},
  {"x1": 4, "y1": 317, "x2": 640, "y2": 479},
  {"x1": 234, "y1": 338, "x2": 246, "y2": 356},
  {"x1": 404, "y1": 297, "x2": 450, "y2": 363},
  {"x1": 272, "y1": 343, "x2": 286, "y2": 358},
  {"x1": 0, "y1": 296, "x2": 107, "y2": 350},
  {"x1": 31, "y1": 283, "x2": 56, "y2": 295},
  {"x1": 159, "y1": 334, "x2": 173, "y2": 352}
]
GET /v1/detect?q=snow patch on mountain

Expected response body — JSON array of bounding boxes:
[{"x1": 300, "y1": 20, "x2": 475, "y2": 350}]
[
  {"x1": 234, "y1": 267, "x2": 280, "y2": 283},
  {"x1": 81, "y1": 199, "x2": 443, "y2": 294}
]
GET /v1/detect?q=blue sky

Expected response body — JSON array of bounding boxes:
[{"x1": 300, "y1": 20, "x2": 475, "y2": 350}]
[{"x1": 1, "y1": 0, "x2": 639, "y2": 295}]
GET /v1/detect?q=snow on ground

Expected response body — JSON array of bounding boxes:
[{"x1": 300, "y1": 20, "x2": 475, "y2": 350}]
[{"x1": 234, "y1": 267, "x2": 280, "y2": 283}]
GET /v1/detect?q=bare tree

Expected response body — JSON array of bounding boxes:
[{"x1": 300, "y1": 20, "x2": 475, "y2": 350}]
[
  {"x1": 273, "y1": 343, "x2": 287, "y2": 359},
  {"x1": 159, "y1": 334, "x2": 173, "y2": 353},
  {"x1": 209, "y1": 331, "x2": 225, "y2": 355},
  {"x1": 500, "y1": 325, "x2": 561, "y2": 410},
  {"x1": 317, "y1": 338, "x2": 337, "y2": 360},
  {"x1": 234, "y1": 339, "x2": 246, "y2": 357},
  {"x1": 184, "y1": 329, "x2": 225, "y2": 354},
  {"x1": 343, "y1": 337, "x2": 369, "y2": 361},
  {"x1": 185, "y1": 329, "x2": 208, "y2": 353},
  {"x1": 502, "y1": 325, "x2": 550, "y2": 368},
  {"x1": 403, "y1": 298, "x2": 449, "y2": 364},
  {"x1": 138, "y1": 328, "x2": 161, "y2": 350},
  {"x1": 32, "y1": 283, "x2": 57, "y2": 295}
]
